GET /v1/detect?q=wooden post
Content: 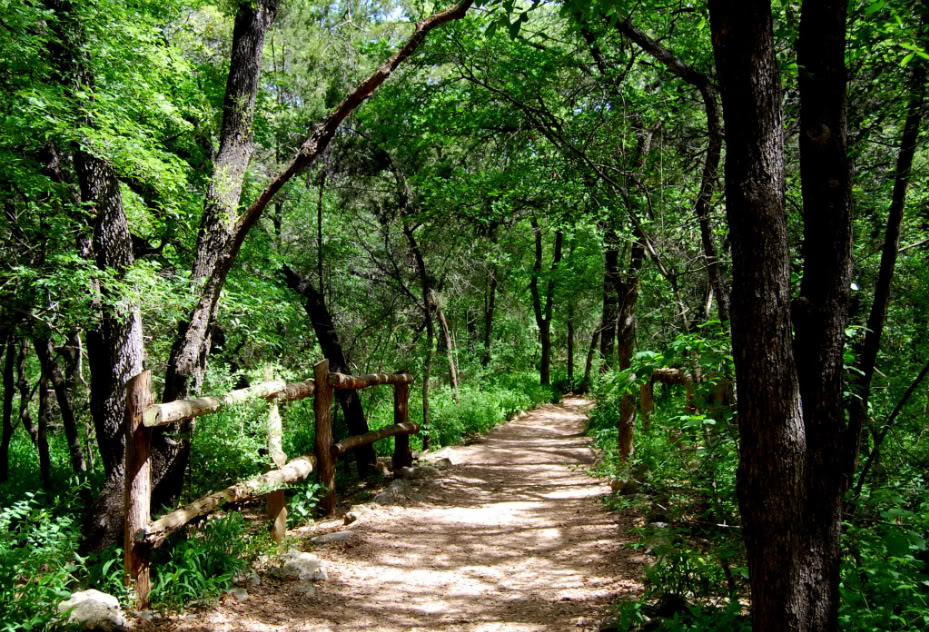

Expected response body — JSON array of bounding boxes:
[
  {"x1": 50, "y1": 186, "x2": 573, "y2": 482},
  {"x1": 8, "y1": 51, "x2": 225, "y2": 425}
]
[
  {"x1": 314, "y1": 359, "x2": 336, "y2": 515},
  {"x1": 392, "y1": 381, "x2": 412, "y2": 470},
  {"x1": 264, "y1": 366, "x2": 287, "y2": 544},
  {"x1": 124, "y1": 370, "x2": 153, "y2": 608}
]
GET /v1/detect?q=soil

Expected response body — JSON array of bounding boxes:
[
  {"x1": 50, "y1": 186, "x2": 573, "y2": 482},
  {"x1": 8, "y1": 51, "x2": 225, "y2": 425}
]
[{"x1": 132, "y1": 397, "x2": 646, "y2": 631}]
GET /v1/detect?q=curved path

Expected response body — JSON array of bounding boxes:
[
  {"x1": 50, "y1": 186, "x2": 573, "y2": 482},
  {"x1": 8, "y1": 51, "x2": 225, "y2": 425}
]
[{"x1": 148, "y1": 397, "x2": 644, "y2": 631}]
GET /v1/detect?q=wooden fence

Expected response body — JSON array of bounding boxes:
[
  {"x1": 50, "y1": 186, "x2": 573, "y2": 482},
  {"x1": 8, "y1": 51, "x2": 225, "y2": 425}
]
[{"x1": 123, "y1": 359, "x2": 416, "y2": 606}]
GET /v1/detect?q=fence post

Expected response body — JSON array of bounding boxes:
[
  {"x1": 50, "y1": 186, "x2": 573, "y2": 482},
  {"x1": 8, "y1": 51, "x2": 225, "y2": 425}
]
[
  {"x1": 124, "y1": 370, "x2": 152, "y2": 608},
  {"x1": 392, "y1": 380, "x2": 412, "y2": 470},
  {"x1": 314, "y1": 359, "x2": 336, "y2": 515},
  {"x1": 264, "y1": 366, "x2": 287, "y2": 545}
]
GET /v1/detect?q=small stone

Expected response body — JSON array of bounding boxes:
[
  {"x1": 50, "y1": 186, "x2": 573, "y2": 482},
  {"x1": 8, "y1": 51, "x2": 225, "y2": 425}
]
[
  {"x1": 57, "y1": 589, "x2": 126, "y2": 632},
  {"x1": 228, "y1": 587, "x2": 249, "y2": 602},
  {"x1": 389, "y1": 478, "x2": 408, "y2": 492},
  {"x1": 294, "y1": 584, "x2": 317, "y2": 598},
  {"x1": 137, "y1": 610, "x2": 156, "y2": 622},
  {"x1": 344, "y1": 512, "x2": 358, "y2": 525},
  {"x1": 275, "y1": 551, "x2": 328, "y2": 581},
  {"x1": 311, "y1": 531, "x2": 355, "y2": 544},
  {"x1": 397, "y1": 466, "x2": 416, "y2": 479},
  {"x1": 412, "y1": 465, "x2": 440, "y2": 479},
  {"x1": 374, "y1": 491, "x2": 396, "y2": 505},
  {"x1": 648, "y1": 521, "x2": 669, "y2": 529},
  {"x1": 433, "y1": 457, "x2": 452, "y2": 469}
]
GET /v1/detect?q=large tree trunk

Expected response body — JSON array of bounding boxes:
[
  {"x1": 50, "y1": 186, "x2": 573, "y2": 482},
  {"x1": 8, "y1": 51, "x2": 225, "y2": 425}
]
[
  {"x1": 45, "y1": 0, "x2": 146, "y2": 549},
  {"x1": 0, "y1": 336, "x2": 14, "y2": 482},
  {"x1": 74, "y1": 152, "x2": 145, "y2": 552},
  {"x1": 709, "y1": 1, "x2": 855, "y2": 630},
  {"x1": 528, "y1": 218, "x2": 563, "y2": 387},
  {"x1": 158, "y1": 0, "x2": 281, "y2": 509},
  {"x1": 281, "y1": 265, "x2": 376, "y2": 476},
  {"x1": 34, "y1": 338, "x2": 86, "y2": 475},
  {"x1": 792, "y1": 3, "x2": 854, "y2": 630},
  {"x1": 616, "y1": 242, "x2": 645, "y2": 460}
]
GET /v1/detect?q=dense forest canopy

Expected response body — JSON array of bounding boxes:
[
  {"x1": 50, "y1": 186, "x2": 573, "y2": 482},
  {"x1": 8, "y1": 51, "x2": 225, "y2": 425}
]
[{"x1": 1, "y1": 1, "x2": 926, "y2": 631}]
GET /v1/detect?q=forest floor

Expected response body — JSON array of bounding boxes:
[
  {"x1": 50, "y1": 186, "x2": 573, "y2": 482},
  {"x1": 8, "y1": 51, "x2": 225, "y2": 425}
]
[{"x1": 135, "y1": 397, "x2": 646, "y2": 631}]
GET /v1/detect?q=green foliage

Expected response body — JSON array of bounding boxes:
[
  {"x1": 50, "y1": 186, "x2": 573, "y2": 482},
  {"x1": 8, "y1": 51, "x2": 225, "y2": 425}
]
[
  {"x1": 0, "y1": 487, "x2": 86, "y2": 632},
  {"x1": 148, "y1": 513, "x2": 262, "y2": 611},
  {"x1": 287, "y1": 480, "x2": 326, "y2": 529},
  {"x1": 839, "y1": 481, "x2": 929, "y2": 631}
]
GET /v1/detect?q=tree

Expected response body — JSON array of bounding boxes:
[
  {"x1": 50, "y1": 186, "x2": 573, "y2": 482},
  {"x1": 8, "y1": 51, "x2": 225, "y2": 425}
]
[{"x1": 708, "y1": 1, "x2": 856, "y2": 629}]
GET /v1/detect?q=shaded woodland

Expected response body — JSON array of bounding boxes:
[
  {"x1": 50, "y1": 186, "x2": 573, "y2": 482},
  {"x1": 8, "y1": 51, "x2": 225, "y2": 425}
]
[{"x1": 1, "y1": 1, "x2": 927, "y2": 631}]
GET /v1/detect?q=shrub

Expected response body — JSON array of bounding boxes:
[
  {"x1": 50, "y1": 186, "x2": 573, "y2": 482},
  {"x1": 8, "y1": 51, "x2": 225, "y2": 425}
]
[{"x1": 0, "y1": 487, "x2": 85, "y2": 632}]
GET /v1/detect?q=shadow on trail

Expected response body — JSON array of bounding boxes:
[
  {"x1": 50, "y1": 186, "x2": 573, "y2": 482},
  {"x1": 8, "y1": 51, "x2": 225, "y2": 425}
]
[{"x1": 154, "y1": 397, "x2": 645, "y2": 632}]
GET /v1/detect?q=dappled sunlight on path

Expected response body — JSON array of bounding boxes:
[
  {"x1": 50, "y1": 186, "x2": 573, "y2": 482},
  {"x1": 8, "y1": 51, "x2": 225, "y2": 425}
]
[{"x1": 143, "y1": 397, "x2": 644, "y2": 631}]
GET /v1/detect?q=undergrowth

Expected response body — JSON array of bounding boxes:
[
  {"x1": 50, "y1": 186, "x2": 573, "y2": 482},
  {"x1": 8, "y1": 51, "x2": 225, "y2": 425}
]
[{"x1": 589, "y1": 325, "x2": 928, "y2": 631}]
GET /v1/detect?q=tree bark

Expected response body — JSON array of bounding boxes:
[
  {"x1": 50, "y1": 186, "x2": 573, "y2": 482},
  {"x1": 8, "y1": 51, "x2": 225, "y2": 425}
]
[
  {"x1": 44, "y1": 0, "x2": 146, "y2": 548},
  {"x1": 282, "y1": 265, "x2": 376, "y2": 476},
  {"x1": 709, "y1": 3, "x2": 804, "y2": 631},
  {"x1": 566, "y1": 303, "x2": 575, "y2": 387},
  {"x1": 433, "y1": 293, "x2": 459, "y2": 394},
  {"x1": 709, "y1": 1, "x2": 855, "y2": 630},
  {"x1": 404, "y1": 222, "x2": 439, "y2": 447},
  {"x1": 34, "y1": 338, "x2": 86, "y2": 475},
  {"x1": 598, "y1": 228, "x2": 620, "y2": 371},
  {"x1": 529, "y1": 218, "x2": 563, "y2": 386},
  {"x1": 482, "y1": 264, "x2": 498, "y2": 367},
  {"x1": 158, "y1": 0, "x2": 282, "y2": 510},
  {"x1": 14, "y1": 342, "x2": 42, "y2": 476},
  {"x1": 616, "y1": 242, "x2": 645, "y2": 460},
  {"x1": 0, "y1": 337, "x2": 14, "y2": 482},
  {"x1": 581, "y1": 329, "x2": 600, "y2": 394},
  {"x1": 37, "y1": 373, "x2": 52, "y2": 490}
]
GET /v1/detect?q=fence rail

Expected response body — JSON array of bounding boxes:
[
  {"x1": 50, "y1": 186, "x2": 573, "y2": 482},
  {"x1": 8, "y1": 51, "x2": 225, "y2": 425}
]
[{"x1": 123, "y1": 359, "x2": 416, "y2": 607}]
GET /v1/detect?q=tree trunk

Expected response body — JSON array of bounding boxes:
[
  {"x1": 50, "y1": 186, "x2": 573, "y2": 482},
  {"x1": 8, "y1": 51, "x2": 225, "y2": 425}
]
[
  {"x1": 16, "y1": 338, "x2": 52, "y2": 489},
  {"x1": 567, "y1": 303, "x2": 575, "y2": 388},
  {"x1": 599, "y1": 229, "x2": 620, "y2": 371},
  {"x1": 793, "y1": 3, "x2": 855, "y2": 630},
  {"x1": 37, "y1": 373, "x2": 52, "y2": 490},
  {"x1": 431, "y1": 290, "x2": 459, "y2": 398},
  {"x1": 157, "y1": 1, "x2": 473, "y2": 498},
  {"x1": 404, "y1": 221, "x2": 441, "y2": 446},
  {"x1": 616, "y1": 20, "x2": 729, "y2": 323},
  {"x1": 0, "y1": 337, "x2": 14, "y2": 482},
  {"x1": 281, "y1": 265, "x2": 376, "y2": 476},
  {"x1": 482, "y1": 264, "x2": 498, "y2": 367},
  {"x1": 159, "y1": 0, "x2": 281, "y2": 509},
  {"x1": 616, "y1": 243, "x2": 645, "y2": 460},
  {"x1": 710, "y1": 3, "x2": 805, "y2": 630},
  {"x1": 529, "y1": 218, "x2": 563, "y2": 386},
  {"x1": 34, "y1": 338, "x2": 86, "y2": 475},
  {"x1": 848, "y1": 34, "x2": 927, "y2": 445},
  {"x1": 709, "y1": 1, "x2": 855, "y2": 630},
  {"x1": 581, "y1": 329, "x2": 600, "y2": 394}
]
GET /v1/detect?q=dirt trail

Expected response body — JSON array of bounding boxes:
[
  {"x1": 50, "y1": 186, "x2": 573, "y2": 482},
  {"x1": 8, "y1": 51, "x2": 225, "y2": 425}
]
[{"x1": 150, "y1": 397, "x2": 645, "y2": 631}]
